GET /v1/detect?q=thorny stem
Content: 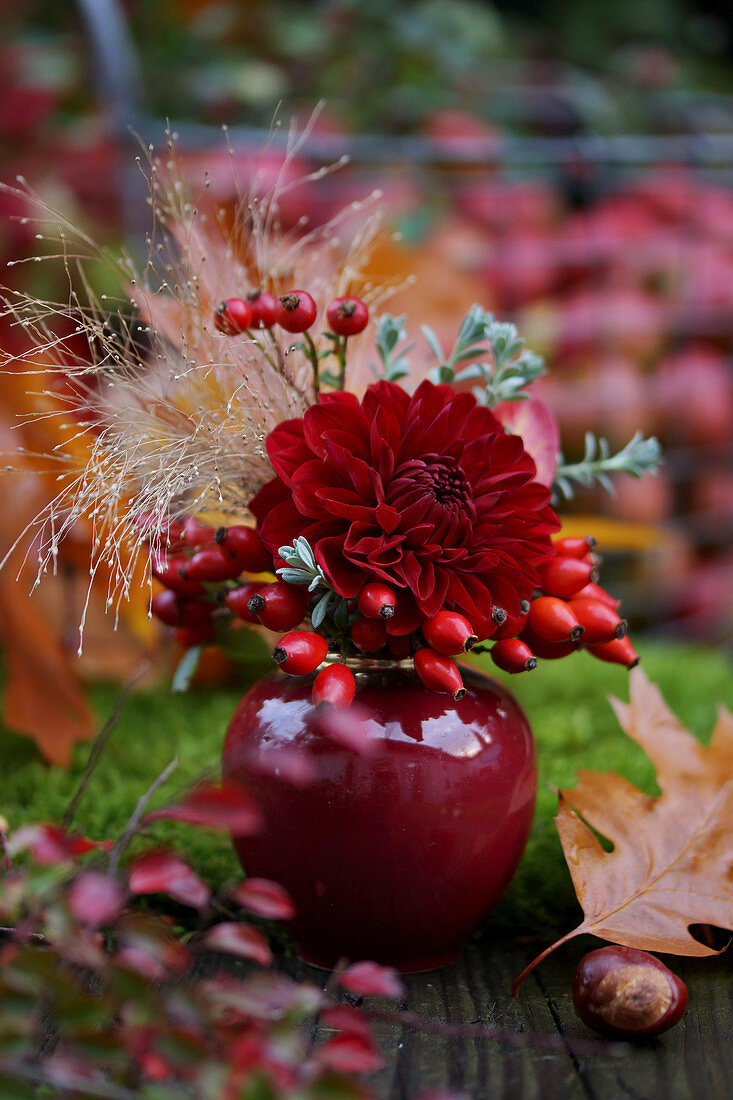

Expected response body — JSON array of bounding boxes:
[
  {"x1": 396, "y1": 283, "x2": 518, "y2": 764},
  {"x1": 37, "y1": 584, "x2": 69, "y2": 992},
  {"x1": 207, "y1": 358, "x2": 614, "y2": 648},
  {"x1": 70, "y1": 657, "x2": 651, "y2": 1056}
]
[
  {"x1": 108, "y1": 757, "x2": 179, "y2": 873},
  {"x1": 267, "y1": 326, "x2": 307, "y2": 397},
  {"x1": 245, "y1": 328, "x2": 279, "y2": 373},
  {"x1": 64, "y1": 662, "x2": 151, "y2": 831},
  {"x1": 267, "y1": 326, "x2": 286, "y2": 373},
  {"x1": 336, "y1": 335, "x2": 347, "y2": 390},
  {"x1": 303, "y1": 330, "x2": 321, "y2": 399}
]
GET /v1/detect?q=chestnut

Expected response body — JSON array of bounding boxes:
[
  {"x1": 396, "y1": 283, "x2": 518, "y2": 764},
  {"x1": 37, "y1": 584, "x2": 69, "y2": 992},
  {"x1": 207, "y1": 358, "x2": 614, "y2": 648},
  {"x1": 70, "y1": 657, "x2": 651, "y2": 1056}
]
[{"x1": 572, "y1": 946, "x2": 688, "y2": 1040}]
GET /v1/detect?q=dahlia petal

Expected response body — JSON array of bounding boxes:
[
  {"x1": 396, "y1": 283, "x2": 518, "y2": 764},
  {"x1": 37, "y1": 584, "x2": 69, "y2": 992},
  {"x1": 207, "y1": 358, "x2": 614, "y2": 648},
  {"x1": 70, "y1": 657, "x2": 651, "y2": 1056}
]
[
  {"x1": 386, "y1": 592, "x2": 424, "y2": 636},
  {"x1": 314, "y1": 486, "x2": 376, "y2": 523},
  {"x1": 325, "y1": 439, "x2": 378, "y2": 500},
  {"x1": 265, "y1": 419, "x2": 312, "y2": 484},
  {"x1": 362, "y1": 379, "x2": 410, "y2": 422},
  {"x1": 376, "y1": 504, "x2": 401, "y2": 534},
  {"x1": 249, "y1": 476, "x2": 291, "y2": 528},
  {"x1": 291, "y1": 460, "x2": 341, "y2": 518},
  {"x1": 370, "y1": 405, "x2": 400, "y2": 471},
  {"x1": 258, "y1": 497, "x2": 306, "y2": 554},
  {"x1": 315, "y1": 537, "x2": 367, "y2": 598},
  {"x1": 304, "y1": 394, "x2": 368, "y2": 459}
]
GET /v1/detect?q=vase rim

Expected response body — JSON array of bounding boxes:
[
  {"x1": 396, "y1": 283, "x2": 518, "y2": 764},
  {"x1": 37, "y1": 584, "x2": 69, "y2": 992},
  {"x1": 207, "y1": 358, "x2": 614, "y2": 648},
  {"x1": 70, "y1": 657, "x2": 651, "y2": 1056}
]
[{"x1": 324, "y1": 652, "x2": 414, "y2": 673}]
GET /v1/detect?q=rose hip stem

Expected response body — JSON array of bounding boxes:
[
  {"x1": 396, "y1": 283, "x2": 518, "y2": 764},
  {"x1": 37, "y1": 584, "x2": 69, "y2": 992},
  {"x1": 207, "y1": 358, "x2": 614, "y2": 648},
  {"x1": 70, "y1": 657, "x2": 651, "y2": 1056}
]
[{"x1": 303, "y1": 330, "x2": 321, "y2": 398}]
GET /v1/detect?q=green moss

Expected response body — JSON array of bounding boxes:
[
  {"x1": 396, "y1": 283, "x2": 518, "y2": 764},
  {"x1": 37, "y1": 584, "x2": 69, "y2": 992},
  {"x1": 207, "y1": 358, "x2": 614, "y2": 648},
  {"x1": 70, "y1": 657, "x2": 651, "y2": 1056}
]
[{"x1": 1, "y1": 642, "x2": 731, "y2": 934}]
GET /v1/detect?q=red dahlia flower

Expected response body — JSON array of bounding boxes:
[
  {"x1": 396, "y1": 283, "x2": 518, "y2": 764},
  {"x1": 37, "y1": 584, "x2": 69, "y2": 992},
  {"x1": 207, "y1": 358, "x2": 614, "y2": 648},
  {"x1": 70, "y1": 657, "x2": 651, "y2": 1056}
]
[{"x1": 249, "y1": 380, "x2": 560, "y2": 638}]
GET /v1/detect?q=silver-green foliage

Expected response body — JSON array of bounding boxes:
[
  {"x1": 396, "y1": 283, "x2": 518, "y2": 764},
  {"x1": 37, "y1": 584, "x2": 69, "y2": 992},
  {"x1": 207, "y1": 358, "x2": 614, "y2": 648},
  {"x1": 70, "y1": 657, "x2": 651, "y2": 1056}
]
[{"x1": 552, "y1": 431, "x2": 663, "y2": 502}]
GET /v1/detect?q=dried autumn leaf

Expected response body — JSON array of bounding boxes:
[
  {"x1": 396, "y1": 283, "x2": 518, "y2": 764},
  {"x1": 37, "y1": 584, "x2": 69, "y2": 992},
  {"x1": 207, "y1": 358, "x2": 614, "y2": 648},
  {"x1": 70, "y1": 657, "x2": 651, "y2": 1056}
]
[{"x1": 514, "y1": 667, "x2": 733, "y2": 992}]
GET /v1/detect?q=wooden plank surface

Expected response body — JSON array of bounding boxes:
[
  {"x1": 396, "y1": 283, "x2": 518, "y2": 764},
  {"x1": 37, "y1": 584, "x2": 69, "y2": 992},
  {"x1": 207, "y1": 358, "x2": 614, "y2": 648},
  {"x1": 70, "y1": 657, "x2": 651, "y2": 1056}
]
[{"x1": 289, "y1": 937, "x2": 733, "y2": 1099}]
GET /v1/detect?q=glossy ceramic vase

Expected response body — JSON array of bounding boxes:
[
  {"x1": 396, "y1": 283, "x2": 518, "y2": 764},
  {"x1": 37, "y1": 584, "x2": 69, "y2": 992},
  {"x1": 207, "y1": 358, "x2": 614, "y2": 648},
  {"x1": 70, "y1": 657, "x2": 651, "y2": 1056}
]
[{"x1": 222, "y1": 660, "x2": 536, "y2": 972}]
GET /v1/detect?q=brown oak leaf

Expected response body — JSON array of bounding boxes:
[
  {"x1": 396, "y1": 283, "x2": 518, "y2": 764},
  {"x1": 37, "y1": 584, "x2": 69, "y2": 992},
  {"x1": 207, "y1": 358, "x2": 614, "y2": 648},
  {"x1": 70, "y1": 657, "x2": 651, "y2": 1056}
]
[{"x1": 514, "y1": 667, "x2": 733, "y2": 992}]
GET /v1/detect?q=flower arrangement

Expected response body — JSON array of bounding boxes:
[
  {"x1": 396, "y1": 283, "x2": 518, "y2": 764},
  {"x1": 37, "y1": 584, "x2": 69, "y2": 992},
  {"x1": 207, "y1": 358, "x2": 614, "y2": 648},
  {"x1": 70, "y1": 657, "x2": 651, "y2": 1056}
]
[
  {"x1": 1, "y1": 130, "x2": 661, "y2": 700},
  {"x1": 144, "y1": 302, "x2": 660, "y2": 702}
]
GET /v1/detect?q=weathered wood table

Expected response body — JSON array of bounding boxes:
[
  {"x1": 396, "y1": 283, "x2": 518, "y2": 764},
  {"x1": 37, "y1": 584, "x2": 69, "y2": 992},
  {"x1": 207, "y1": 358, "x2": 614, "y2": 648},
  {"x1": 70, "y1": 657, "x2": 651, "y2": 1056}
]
[{"x1": 288, "y1": 937, "x2": 733, "y2": 1099}]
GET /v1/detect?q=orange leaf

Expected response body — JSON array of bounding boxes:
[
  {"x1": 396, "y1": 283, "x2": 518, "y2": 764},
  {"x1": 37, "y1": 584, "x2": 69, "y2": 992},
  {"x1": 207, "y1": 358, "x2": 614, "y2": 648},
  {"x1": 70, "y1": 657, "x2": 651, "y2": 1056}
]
[
  {"x1": 514, "y1": 667, "x2": 733, "y2": 992},
  {"x1": 0, "y1": 461, "x2": 95, "y2": 765},
  {"x1": 0, "y1": 569, "x2": 96, "y2": 767}
]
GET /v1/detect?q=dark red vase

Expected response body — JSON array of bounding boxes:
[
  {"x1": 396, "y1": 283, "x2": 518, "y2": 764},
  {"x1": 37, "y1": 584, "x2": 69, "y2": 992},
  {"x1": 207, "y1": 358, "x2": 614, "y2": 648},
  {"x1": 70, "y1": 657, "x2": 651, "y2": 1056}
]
[{"x1": 222, "y1": 660, "x2": 536, "y2": 973}]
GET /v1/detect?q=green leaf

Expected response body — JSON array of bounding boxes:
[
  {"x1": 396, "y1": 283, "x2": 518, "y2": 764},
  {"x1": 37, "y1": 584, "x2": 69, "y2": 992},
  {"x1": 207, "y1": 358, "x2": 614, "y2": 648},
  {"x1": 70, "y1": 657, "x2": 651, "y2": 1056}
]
[
  {"x1": 333, "y1": 598, "x2": 350, "y2": 632},
  {"x1": 171, "y1": 645, "x2": 203, "y2": 694},
  {"x1": 552, "y1": 432, "x2": 663, "y2": 502},
  {"x1": 421, "y1": 324, "x2": 444, "y2": 363},
  {"x1": 278, "y1": 567, "x2": 312, "y2": 585},
  {"x1": 370, "y1": 314, "x2": 415, "y2": 381},
  {"x1": 311, "y1": 591, "x2": 332, "y2": 630}
]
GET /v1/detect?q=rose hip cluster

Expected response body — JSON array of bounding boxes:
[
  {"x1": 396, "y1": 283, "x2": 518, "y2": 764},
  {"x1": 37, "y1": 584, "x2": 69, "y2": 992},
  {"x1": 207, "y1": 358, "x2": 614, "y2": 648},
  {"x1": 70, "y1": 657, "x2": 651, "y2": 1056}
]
[
  {"x1": 151, "y1": 294, "x2": 639, "y2": 708},
  {"x1": 510, "y1": 534, "x2": 639, "y2": 672},
  {"x1": 149, "y1": 524, "x2": 636, "y2": 711},
  {"x1": 214, "y1": 290, "x2": 369, "y2": 337},
  {"x1": 145, "y1": 515, "x2": 274, "y2": 647},
  {"x1": 257, "y1": 534, "x2": 636, "y2": 707}
]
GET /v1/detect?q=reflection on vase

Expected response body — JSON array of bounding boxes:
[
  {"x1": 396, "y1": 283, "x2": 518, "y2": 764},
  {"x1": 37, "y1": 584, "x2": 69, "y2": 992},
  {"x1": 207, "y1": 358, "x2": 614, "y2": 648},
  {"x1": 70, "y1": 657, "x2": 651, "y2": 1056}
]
[{"x1": 222, "y1": 662, "x2": 536, "y2": 972}]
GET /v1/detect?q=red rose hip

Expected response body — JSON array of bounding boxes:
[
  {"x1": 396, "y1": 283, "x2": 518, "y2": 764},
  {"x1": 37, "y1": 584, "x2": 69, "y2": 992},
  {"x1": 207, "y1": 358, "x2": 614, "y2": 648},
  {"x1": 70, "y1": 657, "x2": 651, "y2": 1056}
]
[
  {"x1": 246, "y1": 290, "x2": 279, "y2": 329},
  {"x1": 528, "y1": 596, "x2": 584, "y2": 643},
  {"x1": 350, "y1": 617, "x2": 388, "y2": 653},
  {"x1": 272, "y1": 630, "x2": 328, "y2": 676},
  {"x1": 326, "y1": 296, "x2": 369, "y2": 336},
  {"x1": 225, "y1": 583, "x2": 264, "y2": 623},
  {"x1": 312, "y1": 663, "x2": 356, "y2": 708},
  {"x1": 586, "y1": 636, "x2": 640, "y2": 668},
  {"x1": 413, "y1": 648, "x2": 466, "y2": 699},
  {"x1": 567, "y1": 597, "x2": 627, "y2": 644},
  {"x1": 541, "y1": 556, "x2": 598, "y2": 599},
  {"x1": 215, "y1": 525, "x2": 272, "y2": 573},
  {"x1": 215, "y1": 297, "x2": 253, "y2": 335},
  {"x1": 490, "y1": 638, "x2": 537, "y2": 674},
  {"x1": 357, "y1": 582, "x2": 396, "y2": 620},
  {"x1": 423, "y1": 610, "x2": 478, "y2": 655},
  {"x1": 275, "y1": 290, "x2": 317, "y2": 333},
  {"x1": 247, "y1": 582, "x2": 310, "y2": 632},
  {"x1": 182, "y1": 548, "x2": 242, "y2": 583},
  {"x1": 552, "y1": 535, "x2": 596, "y2": 559}
]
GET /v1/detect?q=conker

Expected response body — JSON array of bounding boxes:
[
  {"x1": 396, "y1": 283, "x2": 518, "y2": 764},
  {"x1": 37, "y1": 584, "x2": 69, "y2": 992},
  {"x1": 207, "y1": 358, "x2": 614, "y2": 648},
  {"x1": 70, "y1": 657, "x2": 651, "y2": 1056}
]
[{"x1": 572, "y1": 946, "x2": 688, "y2": 1040}]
